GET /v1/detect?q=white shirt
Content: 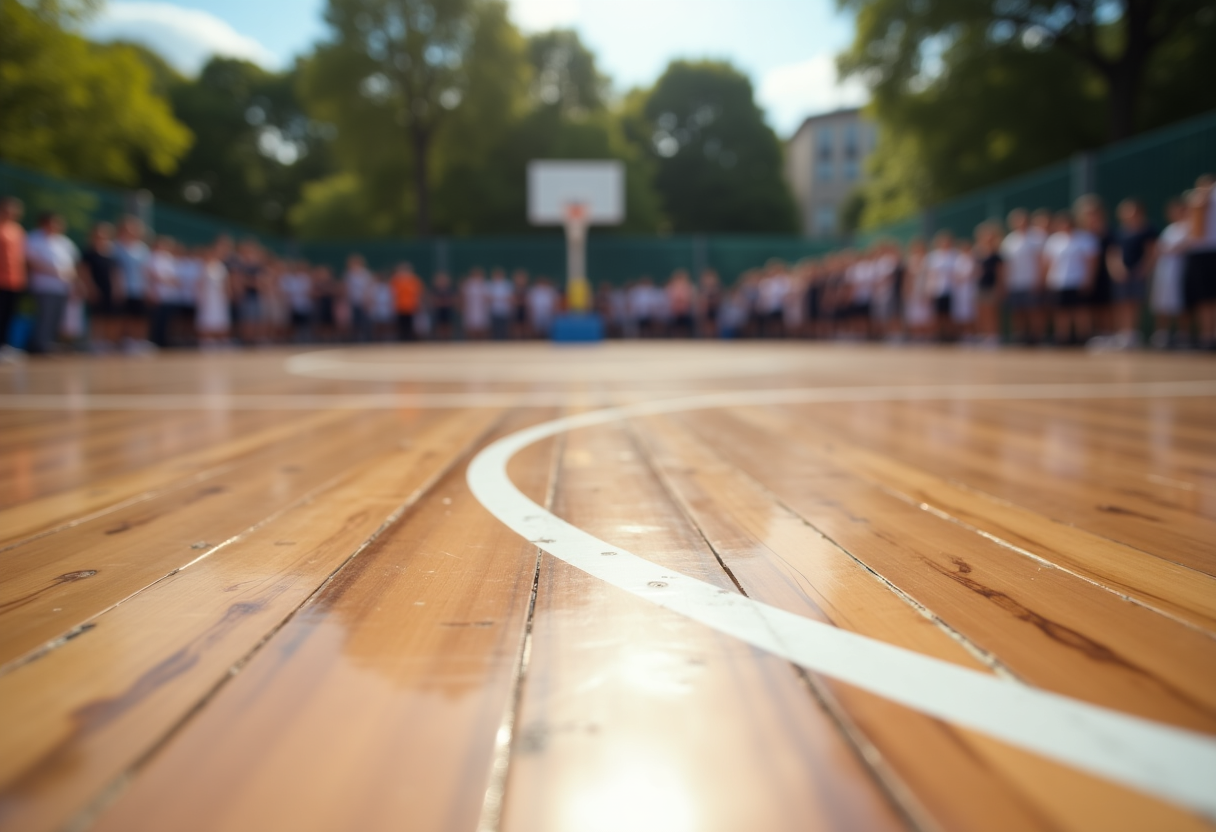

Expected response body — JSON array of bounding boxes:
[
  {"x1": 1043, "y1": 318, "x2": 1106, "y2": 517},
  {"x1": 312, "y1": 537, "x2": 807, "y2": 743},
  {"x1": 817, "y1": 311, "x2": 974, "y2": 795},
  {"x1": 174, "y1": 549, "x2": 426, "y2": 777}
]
[
  {"x1": 1000, "y1": 229, "x2": 1046, "y2": 292},
  {"x1": 26, "y1": 230, "x2": 79, "y2": 295},
  {"x1": 925, "y1": 249, "x2": 957, "y2": 297},
  {"x1": 488, "y1": 278, "x2": 514, "y2": 317},
  {"x1": 345, "y1": 268, "x2": 374, "y2": 309},
  {"x1": 757, "y1": 274, "x2": 790, "y2": 313},
  {"x1": 1045, "y1": 231, "x2": 1099, "y2": 290},
  {"x1": 848, "y1": 260, "x2": 876, "y2": 302},
  {"x1": 280, "y1": 271, "x2": 313, "y2": 313},
  {"x1": 175, "y1": 257, "x2": 202, "y2": 305},
  {"x1": 147, "y1": 250, "x2": 178, "y2": 303},
  {"x1": 527, "y1": 284, "x2": 558, "y2": 328}
]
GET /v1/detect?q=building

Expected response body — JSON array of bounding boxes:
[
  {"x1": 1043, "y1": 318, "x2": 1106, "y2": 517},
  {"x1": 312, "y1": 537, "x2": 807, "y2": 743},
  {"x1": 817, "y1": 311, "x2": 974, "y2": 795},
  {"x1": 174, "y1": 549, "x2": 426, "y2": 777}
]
[{"x1": 785, "y1": 108, "x2": 876, "y2": 239}]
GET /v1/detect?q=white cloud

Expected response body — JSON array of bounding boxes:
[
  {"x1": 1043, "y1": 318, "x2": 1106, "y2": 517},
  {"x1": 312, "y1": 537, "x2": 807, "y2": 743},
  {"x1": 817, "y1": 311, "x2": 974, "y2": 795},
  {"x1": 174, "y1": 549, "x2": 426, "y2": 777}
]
[
  {"x1": 87, "y1": 2, "x2": 279, "y2": 75},
  {"x1": 508, "y1": 0, "x2": 579, "y2": 33},
  {"x1": 758, "y1": 53, "x2": 869, "y2": 138}
]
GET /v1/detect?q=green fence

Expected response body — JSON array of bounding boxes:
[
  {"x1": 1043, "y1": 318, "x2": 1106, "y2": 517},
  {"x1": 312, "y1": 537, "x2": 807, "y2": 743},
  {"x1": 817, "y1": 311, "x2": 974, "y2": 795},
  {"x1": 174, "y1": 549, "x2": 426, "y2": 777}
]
[
  {"x1": 297, "y1": 235, "x2": 838, "y2": 285},
  {"x1": 0, "y1": 161, "x2": 280, "y2": 249},
  {"x1": 865, "y1": 108, "x2": 1216, "y2": 241},
  {"x1": 6, "y1": 107, "x2": 1213, "y2": 283}
]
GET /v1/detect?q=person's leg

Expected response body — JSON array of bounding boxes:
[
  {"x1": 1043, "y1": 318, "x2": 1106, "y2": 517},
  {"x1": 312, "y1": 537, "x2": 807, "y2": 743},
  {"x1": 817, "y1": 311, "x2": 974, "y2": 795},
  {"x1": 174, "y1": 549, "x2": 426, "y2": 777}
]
[
  {"x1": 0, "y1": 290, "x2": 17, "y2": 347},
  {"x1": 30, "y1": 293, "x2": 66, "y2": 353}
]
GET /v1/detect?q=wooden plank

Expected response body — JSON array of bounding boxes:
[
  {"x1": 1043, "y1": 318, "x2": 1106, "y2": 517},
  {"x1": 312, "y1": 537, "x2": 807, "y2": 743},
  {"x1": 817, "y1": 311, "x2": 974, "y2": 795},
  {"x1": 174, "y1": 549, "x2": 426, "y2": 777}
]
[
  {"x1": 86, "y1": 408, "x2": 559, "y2": 832},
  {"x1": 499, "y1": 419, "x2": 909, "y2": 832},
  {"x1": 0, "y1": 409, "x2": 294, "y2": 508},
  {"x1": 0, "y1": 408, "x2": 499, "y2": 832},
  {"x1": 0, "y1": 409, "x2": 443, "y2": 668},
  {"x1": 676, "y1": 407, "x2": 1216, "y2": 731},
  {"x1": 795, "y1": 400, "x2": 1216, "y2": 576},
  {"x1": 744, "y1": 404, "x2": 1216, "y2": 634},
  {"x1": 0, "y1": 408, "x2": 349, "y2": 546},
  {"x1": 627, "y1": 412, "x2": 1213, "y2": 832}
]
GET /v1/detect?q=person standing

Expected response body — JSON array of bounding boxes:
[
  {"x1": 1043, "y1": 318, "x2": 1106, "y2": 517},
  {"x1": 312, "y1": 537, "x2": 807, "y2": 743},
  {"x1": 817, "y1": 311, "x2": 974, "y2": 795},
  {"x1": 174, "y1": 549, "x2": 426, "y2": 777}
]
[
  {"x1": 511, "y1": 269, "x2": 531, "y2": 339},
  {"x1": 461, "y1": 268, "x2": 490, "y2": 340},
  {"x1": 667, "y1": 269, "x2": 696, "y2": 338},
  {"x1": 973, "y1": 222, "x2": 1004, "y2": 345},
  {"x1": 0, "y1": 197, "x2": 27, "y2": 359},
  {"x1": 343, "y1": 254, "x2": 374, "y2": 342},
  {"x1": 951, "y1": 238, "x2": 979, "y2": 342},
  {"x1": 925, "y1": 231, "x2": 958, "y2": 341},
  {"x1": 145, "y1": 236, "x2": 179, "y2": 348},
  {"x1": 1181, "y1": 177, "x2": 1216, "y2": 348},
  {"x1": 487, "y1": 267, "x2": 513, "y2": 341},
  {"x1": 1043, "y1": 210, "x2": 1099, "y2": 345},
  {"x1": 112, "y1": 216, "x2": 152, "y2": 351},
  {"x1": 527, "y1": 277, "x2": 559, "y2": 337},
  {"x1": 1150, "y1": 199, "x2": 1190, "y2": 348},
  {"x1": 24, "y1": 212, "x2": 80, "y2": 354},
  {"x1": 1000, "y1": 209, "x2": 1047, "y2": 344},
  {"x1": 1106, "y1": 198, "x2": 1157, "y2": 349},
  {"x1": 81, "y1": 222, "x2": 122, "y2": 349},
  {"x1": 429, "y1": 272, "x2": 457, "y2": 341},
  {"x1": 280, "y1": 261, "x2": 314, "y2": 343},
  {"x1": 391, "y1": 262, "x2": 423, "y2": 341},
  {"x1": 195, "y1": 245, "x2": 232, "y2": 348}
]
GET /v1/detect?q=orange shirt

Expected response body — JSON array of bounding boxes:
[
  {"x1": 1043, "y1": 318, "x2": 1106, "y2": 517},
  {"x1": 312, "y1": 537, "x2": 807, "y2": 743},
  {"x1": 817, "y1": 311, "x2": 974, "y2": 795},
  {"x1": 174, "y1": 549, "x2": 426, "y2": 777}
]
[
  {"x1": 0, "y1": 221, "x2": 26, "y2": 292},
  {"x1": 392, "y1": 272, "x2": 423, "y2": 313}
]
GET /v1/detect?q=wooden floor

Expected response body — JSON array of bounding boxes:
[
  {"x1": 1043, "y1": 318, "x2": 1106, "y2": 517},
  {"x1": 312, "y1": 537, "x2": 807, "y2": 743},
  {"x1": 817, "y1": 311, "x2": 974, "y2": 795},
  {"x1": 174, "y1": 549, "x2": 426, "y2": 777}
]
[{"x1": 1, "y1": 343, "x2": 1214, "y2": 832}]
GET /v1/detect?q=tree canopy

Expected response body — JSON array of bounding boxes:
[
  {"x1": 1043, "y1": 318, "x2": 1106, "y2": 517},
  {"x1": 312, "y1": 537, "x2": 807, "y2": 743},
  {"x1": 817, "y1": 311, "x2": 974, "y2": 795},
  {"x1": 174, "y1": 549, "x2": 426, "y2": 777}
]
[
  {"x1": 0, "y1": 0, "x2": 191, "y2": 185},
  {"x1": 840, "y1": 0, "x2": 1216, "y2": 227},
  {"x1": 631, "y1": 61, "x2": 797, "y2": 234}
]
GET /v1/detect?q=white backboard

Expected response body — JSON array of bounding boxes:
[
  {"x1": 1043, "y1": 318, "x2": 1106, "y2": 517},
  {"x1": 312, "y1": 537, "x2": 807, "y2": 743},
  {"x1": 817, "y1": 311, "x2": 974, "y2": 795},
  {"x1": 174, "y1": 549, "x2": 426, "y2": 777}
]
[{"x1": 528, "y1": 160, "x2": 625, "y2": 225}]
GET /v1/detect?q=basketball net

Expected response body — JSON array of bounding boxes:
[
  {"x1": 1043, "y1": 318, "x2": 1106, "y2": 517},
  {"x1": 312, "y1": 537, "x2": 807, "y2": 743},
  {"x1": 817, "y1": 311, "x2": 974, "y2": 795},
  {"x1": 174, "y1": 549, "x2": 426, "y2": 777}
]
[{"x1": 563, "y1": 203, "x2": 591, "y2": 312}]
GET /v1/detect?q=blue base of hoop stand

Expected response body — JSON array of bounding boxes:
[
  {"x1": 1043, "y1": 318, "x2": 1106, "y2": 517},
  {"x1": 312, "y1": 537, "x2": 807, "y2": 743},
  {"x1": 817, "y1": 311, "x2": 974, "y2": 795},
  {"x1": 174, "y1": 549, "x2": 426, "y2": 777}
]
[{"x1": 551, "y1": 314, "x2": 604, "y2": 343}]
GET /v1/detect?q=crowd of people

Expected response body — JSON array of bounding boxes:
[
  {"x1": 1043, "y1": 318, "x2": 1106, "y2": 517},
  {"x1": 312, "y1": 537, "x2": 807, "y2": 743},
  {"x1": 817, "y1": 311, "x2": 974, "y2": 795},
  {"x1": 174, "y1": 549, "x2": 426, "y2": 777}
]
[{"x1": 0, "y1": 177, "x2": 1214, "y2": 359}]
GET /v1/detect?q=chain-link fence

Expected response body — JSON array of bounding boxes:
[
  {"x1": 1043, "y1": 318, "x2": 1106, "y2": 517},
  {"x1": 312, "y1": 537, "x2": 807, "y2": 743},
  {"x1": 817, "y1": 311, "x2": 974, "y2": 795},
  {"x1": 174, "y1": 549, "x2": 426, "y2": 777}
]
[
  {"x1": 5, "y1": 107, "x2": 1213, "y2": 283},
  {"x1": 864, "y1": 108, "x2": 1216, "y2": 241}
]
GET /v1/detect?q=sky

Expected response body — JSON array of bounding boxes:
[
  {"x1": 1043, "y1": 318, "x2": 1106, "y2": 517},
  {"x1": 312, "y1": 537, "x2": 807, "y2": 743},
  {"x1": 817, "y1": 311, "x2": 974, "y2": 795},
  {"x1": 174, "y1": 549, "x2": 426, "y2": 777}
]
[{"x1": 85, "y1": 0, "x2": 868, "y2": 137}]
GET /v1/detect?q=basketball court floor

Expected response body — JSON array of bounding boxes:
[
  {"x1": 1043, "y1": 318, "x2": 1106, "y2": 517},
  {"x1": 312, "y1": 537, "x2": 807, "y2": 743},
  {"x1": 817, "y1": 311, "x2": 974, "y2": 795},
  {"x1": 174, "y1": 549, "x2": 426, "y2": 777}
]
[{"x1": 1, "y1": 342, "x2": 1214, "y2": 832}]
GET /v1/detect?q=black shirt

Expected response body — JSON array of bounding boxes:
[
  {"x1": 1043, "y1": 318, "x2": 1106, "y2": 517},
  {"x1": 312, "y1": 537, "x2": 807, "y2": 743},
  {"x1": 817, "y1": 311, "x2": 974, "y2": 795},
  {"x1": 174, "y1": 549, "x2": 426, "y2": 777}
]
[
  {"x1": 979, "y1": 253, "x2": 1002, "y2": 291},
  {"x1": 82, "y1": 247, "x2": 117, "y2": 305},
  {"x1": 1116, "y1": 226, "x2": 1159, "y2": 277}
]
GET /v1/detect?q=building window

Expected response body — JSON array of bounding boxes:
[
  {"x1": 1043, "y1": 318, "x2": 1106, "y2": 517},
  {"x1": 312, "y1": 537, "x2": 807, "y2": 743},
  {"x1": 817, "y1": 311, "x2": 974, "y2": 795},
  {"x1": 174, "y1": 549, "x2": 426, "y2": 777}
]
[
  {"x1": 842, "y1": 159, "x2": 860, "y2": 181},
  {"x1": 843, "y1": 123, "x2": 860, "y2": 159},
  {"x1": 816, "y1": 160, "x2": 834, "y2": 182},
  {"x1": 816, "y1": 126, "x2": 834, "y2": 161},
  {"x1": 814, "y1": 206, "x2": 836, "y2": 236}
]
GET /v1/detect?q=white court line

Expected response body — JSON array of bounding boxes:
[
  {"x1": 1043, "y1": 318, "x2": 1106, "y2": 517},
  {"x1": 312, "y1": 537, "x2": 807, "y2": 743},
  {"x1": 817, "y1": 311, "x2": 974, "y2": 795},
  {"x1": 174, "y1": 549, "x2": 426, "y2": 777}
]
[
  {"x1": 465, "y1": 386, "x2": 1216, "y2": 820},
  {"x1": 2, "y1": 379, "x2": 1216, "y2": 410}
]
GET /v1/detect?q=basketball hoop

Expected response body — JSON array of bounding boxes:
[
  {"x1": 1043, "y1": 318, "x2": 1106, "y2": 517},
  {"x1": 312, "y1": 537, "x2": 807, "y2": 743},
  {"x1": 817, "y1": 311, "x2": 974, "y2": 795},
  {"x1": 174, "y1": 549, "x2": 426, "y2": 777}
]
[{"x1": 527, "y1": 160, "x2": 624, "y2": 319}]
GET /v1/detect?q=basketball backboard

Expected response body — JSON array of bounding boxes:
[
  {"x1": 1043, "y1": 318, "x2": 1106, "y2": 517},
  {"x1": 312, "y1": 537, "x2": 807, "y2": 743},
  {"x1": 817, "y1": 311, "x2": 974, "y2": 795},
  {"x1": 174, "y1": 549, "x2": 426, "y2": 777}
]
[{"x1": 527, "y1": 160, "x2": 625, "y2": 226}]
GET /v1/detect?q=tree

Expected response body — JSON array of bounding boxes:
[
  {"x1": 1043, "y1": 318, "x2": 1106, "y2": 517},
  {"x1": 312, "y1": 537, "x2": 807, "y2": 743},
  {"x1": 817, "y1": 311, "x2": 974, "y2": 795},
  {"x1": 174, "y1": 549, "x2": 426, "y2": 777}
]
[
  {"x1": 137, "y1": 56, "x2": 335, "y2": 236},
  {"x1": 0, "y1": 0, "x2": 191, "y2": 185},
  {"x1": 840, "y1": 0, "x2": 1213, "y2": 144},
  {"x1": 840, "y1": 0, "x2": 1216, "y2": 226},
  {"x1": 432, "y1": 29, "x2": 662, "y2": 235},
  {"x1": 306, "y1": 0, "x2": 514, "y2": 237},
  {"x1": 631, "y1": 61, "x2": 797, "y2": 234}
]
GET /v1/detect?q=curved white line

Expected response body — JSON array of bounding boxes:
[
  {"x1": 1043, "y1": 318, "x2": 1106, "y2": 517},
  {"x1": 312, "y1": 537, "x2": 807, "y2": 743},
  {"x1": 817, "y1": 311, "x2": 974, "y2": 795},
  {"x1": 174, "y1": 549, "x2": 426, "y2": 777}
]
[{"x1": 466, "y1": 388, "x2": 1216, "y2": 820}]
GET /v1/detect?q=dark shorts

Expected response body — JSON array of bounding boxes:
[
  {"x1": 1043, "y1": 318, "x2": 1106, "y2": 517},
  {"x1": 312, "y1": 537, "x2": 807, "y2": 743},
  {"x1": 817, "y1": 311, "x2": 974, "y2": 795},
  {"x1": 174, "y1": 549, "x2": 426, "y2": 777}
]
[
  {"x1": 934, "y1": 294, "x2": 951, "y2": 317},
  {"x1": 1004, "y1": 290, "x2": 1039, "y2": 311},
  {"x1": 1090, "y1": 272, "x2": 1112, "y2": 306},
  {"x1": 124, "y1": 297, "x2": 146, "y2": 317},
  {"x1": 1183, "y1": 251, "x2": 1216, "y2": 307},
  {"x1": 852, "y1": 301, "x2": 872, "y2": 319},
  {"x1": 1112, "y1": 278, "x2": 1147, "y2": 304},
  {"x1": 316, "y1": 297, "x2": 335, "y2": 325},
  {"x1": 1053, "y1": 288, "x2": 1084, "y2": 308},
  {"x1": 433, "y1": 307, "x2": 454, "y2": 326},
  {"x1": 290, "y1": 310, "x2": 311, "y2": 327}
]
